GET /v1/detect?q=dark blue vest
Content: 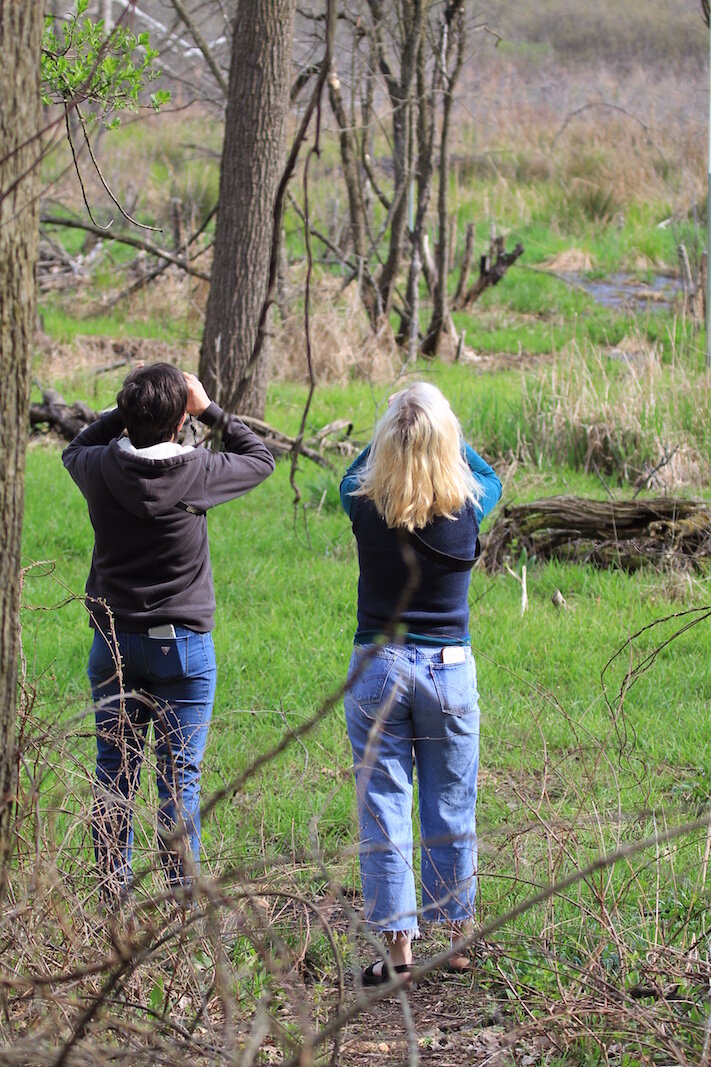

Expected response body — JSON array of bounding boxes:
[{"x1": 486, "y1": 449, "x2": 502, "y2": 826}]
[{"x1": 351, "y1": 498, "x2": 480, "y2": 642}]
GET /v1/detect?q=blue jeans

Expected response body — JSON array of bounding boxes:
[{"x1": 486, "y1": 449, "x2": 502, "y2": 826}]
[
  {"x1": 87, "y1": 626, "x2": 217, "y2": 893},
  {"x1": 344, "y1": 643, "x2": 480, "y2": 936}
]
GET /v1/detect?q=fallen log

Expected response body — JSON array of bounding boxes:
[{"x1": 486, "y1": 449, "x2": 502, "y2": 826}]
[
  {"x1": 480, "y1": 495, "x2": 711, "y2": 573},
  {"x1": 29, "y1": 390, "x2": 99, "y2": 441},
  {"x1": 28, "y1": 389, "x2": 340, "y2": 469}
]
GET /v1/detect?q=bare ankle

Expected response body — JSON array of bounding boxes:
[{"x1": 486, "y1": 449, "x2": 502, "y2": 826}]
[{"x1": 385, "y1": 930, "x2": 412, "y2": 968}]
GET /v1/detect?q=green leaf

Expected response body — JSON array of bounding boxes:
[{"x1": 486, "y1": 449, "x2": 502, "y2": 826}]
[
  {"x1": 41, "y1": 0, "x2": 167, "y2": 117},
  {"x1": 148, "y1": 978, "x2": 164, "y2": 1014},
  {"x1": 150, "y1": 89, "x2": 171, "y2": 110}
]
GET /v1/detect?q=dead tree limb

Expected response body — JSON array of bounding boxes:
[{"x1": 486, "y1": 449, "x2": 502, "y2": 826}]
[
  {"x1": 28, "y1": 389, "x2": 337, "y2": 469},
  {"x1": 480, "y1": 495, "x2": 711, "y2": 573},
  {"x1": 29, "y1": 390, "x2": 99, "y2": 442},
  {"x1": 452, "y1": 220, "x2": 475, "y2": 306},
  {"x1": 40, "y1": 214, "x2": 212, "y2": 281},
  {"x1": 452, "y1": 235, "x2": 524, "y2": 310}
]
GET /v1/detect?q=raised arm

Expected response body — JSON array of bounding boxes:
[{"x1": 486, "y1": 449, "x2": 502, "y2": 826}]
[
  {"x1": 464, "y1": 443, "x2": 502, "y2": 520},
  {"x1": 62, "y1": 408, "x2": 125, "y2": 491},
  {"x1": 186, "y1": 372, "x2": 275, "y2": 507},
  {"x1": 339, "y1": 445, "x2": 371, "y2": 520}
]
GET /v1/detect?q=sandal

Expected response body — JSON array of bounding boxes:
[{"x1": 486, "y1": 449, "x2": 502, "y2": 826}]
[
  {"x1": 362, "y1": 960, "x2": 413, "y2": 986},
  {"x1": 444, "y1": 956, "x2": 475, "y2": 974}
]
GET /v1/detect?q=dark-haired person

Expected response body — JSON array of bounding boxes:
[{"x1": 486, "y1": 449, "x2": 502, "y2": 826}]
[
  {"x1": 63, "y1": 363, "x2": 275, "y2": 901},
  {"x1": 340, "y1": 382, "x2": 502, "y2": 982}
]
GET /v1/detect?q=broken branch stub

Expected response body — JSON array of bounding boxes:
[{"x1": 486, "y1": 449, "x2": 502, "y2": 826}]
[{"x1": 452, "y1": 235, "x2": 524, "y2": 310}]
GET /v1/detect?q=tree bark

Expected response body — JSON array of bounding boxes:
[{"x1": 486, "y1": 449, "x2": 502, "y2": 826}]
[
  {"x1": 0, "y1": 1, "x2": 43, "y2": 893},
  {"x1": 199, "y1": 0, "x2": 296, "y2": 418},
  {"x1": 366, "y1": 0, "x2": 423, "y2": 316},
  {"x1": 422, "y1": 1, "x2": 465, "y2": 356}
]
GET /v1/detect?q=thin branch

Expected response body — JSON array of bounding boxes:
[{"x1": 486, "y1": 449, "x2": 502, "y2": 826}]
[
  {"x1": 40, "y1": 214, "x2": 212, "y2": 280},
  {"x1": 168, "y1": 0, "x2": 229, "y2": 96},
  {"x1": 282, "y1": 809, "x2": 711, "y2": 1067},
  {"x1": 551, "y1": 101, "x2": 660, "y2": 153},
  {"x1": 75, "y1": 106, "x2": 162, "y2": 231},
  {"x1": 286, "y1": 190, "x2": 355, "y2": 270},
  {"x1": 64, "y1": 112, "x2": 101, "y2": 228},
  {"x1": 289, "y1": 109, "x2": 321, "y2": 505}
]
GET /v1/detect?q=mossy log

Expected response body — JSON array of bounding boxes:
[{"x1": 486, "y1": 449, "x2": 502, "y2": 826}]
[{"x1": 480, "y1": 495, "x2": 711, "y2": 572}]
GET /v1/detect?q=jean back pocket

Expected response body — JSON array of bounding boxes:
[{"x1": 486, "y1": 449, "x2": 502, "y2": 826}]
[
  {"x1": 141, "y1": 634, "x2": 190, "y2": 680},
  {"x1": 429, "y1": 657, "x2": 478, "y2": 716}
]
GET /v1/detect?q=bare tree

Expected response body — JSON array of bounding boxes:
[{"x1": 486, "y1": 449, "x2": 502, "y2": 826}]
[
  {"x1": 0, "y1": 2, "x2": 43, "y2": 892},
  {"x1": 421, "y1": 0, "x2": 466, "y2": 355},
  {"x1": 199, "y1": 0, "x2": 297, "y2": 418},
  {"x1": 364, "y1": 0, "x2": 425, "y2": 316},
  {"x1": 323, "y1": 3, "x2": 523, "y2": 360}
]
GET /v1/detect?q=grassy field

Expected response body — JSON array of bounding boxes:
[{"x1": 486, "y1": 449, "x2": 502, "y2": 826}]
[{"x1": 12, "y1": 10, "x2": 711, "y2": 1063}]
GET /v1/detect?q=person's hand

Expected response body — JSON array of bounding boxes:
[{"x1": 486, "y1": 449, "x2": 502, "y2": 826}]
[{"x1": 184, "y1": 372, "x2": 211, "y2": 416}]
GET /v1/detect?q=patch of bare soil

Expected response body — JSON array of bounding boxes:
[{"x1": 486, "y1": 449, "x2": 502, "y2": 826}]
[
  {"x1": 268, "y1": 895, "x2": 529, "y2": 1067},
  {"x1": 334, "y1": 978, "x2": 516, "y2": 1067}
]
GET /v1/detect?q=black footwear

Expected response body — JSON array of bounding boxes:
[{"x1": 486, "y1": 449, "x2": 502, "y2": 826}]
[
  {"x1": 444, "y1": 957, "x2": 475, "y2": 974},
  {"x1": 362, "y1": 960, "x2": 413, "y2": 986}
]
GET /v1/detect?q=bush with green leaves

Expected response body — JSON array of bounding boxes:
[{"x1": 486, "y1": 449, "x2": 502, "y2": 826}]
[{"x1": 41, "y1": 0, "x2": 170, "y2": 129}]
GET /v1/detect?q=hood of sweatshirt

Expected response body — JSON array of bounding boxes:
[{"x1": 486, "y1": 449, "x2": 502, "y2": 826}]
[{"x1": 100, "y1": 439, "x2": 205, "y2": 519}]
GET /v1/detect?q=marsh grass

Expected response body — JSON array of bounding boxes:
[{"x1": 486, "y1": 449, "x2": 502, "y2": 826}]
[{"x1": 517, "y1": 338, "x2": 711, "y2": 486}]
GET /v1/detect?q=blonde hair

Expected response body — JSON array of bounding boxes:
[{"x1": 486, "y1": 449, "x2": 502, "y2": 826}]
[{"x1": 354, "y1": 382, "x2": 480, "y2": 531}]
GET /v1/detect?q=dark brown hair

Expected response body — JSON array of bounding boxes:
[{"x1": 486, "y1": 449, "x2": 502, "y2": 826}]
[{"x1": 117, "y1": 363, "x2": 188, "y2": 448}]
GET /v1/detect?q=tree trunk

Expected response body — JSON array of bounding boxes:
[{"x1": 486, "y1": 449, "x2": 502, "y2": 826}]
[
  {"x1": 397, "y1": 27, "x2": 435, "y2": 344},
  {"x1": 422, "y1": 2, "x2": 465, "y2": 356},
  {"x1": 0, "y1": 1, "x2": 43, "y2": 894},
  {"x1": 366, "y1": 0, "x2": 423, "y2": 316},
  {"x1": 199, "y1": 0, "x2": 296, "y2": 418},
  {"x1": 328, "y1": 71, "x2": 380, "y2": 324}
]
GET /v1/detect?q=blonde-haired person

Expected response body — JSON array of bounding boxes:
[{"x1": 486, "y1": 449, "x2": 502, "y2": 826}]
[{"x1": 340, "y1": 382, "x2": 502, "y2": 984}]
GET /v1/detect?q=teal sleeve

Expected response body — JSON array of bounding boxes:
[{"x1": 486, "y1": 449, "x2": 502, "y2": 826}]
[
  {"x1": 464, "y1": 442, "x2": 502, "y2": 520},
  {"x1": 339, "y1": 446, "x2": 371, "y2": 520}
]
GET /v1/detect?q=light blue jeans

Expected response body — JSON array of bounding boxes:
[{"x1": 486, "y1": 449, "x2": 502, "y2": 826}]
[
  {"x1": 344, "y1": 642, "x2": 480, "y2": 936},
  {"x1": 88, "y1": 626, "x2": 217, "y2": 894}
]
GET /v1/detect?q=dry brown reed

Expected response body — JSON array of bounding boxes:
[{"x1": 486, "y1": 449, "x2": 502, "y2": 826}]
[
  {"x1": 453, "y1": 54, "x2": 706, "y2": 227},
  {"x1": 269, "y1": 274, "x2": 401, "y2": 386},
  {"x1": 518, "y1": 335, "x2": 710, "y2": 489}
]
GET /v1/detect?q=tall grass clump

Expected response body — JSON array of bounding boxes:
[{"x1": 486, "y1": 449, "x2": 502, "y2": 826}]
[{"x1": 516, "y1": 337, "x2": 711, "y2": 487}]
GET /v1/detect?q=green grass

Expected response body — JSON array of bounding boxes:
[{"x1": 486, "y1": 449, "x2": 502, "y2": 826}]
[
  {"x1": 39, "y1": 301, "x2": 201, "y2": 345},
  {"x1": 22, "y1": 410, "x2": 711, "y2": 858},
  {"x1": 20, "y1": 405, "x2": 711, "y2": 1067}
]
